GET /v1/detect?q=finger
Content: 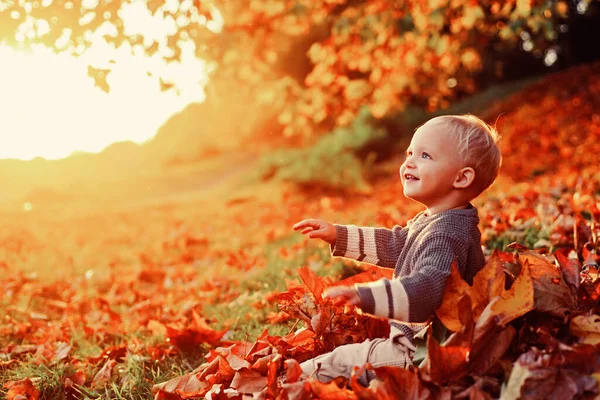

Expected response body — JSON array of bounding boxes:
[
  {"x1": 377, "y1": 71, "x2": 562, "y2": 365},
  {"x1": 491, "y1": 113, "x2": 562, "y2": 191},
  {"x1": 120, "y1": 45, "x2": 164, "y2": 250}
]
[
  {"x1": 301, "y1": 227, "x2": 313, "y2": 235},
  {"x1": 323, "y1": 286, "x2": 350, "y2": 299},
  {"x1": 293, "y1": 219, "x2": 317, "y2": 231},
  {"x1": 348, "y1": 296, "x2": 361, "y2": 306}
]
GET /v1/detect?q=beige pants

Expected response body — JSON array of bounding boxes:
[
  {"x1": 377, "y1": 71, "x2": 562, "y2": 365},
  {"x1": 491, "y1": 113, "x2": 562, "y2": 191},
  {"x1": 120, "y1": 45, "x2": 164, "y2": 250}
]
[{"x1": 299, "y1": 330, "x2": 415, "y2": 386}]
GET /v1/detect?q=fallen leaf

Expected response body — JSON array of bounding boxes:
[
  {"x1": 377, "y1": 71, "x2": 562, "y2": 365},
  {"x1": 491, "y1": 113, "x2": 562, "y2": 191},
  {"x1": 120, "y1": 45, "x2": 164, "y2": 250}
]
[
  {"x1": 297, "y1": 267, "x2": 331, "y2": 304},
  {"x1": 310, "y1": 378, "x2": 357, "y2": 399},
  {"x1": 151, "y1": 372, "x2": 207, "y2": 397},
  {"x1": 554, "y1": 248, "x2": 580, "y2": 294},
  {"x1": 490, "y1": 259, "x2": 535, "y2": 326},
  {"x1": 92, "y1": 359, "x2": 117, "y2": 389},
  {"x1": 570, "y1": 314, "x2": 600, "y2": 345},
  {"x1": 2, "y1": 378, "x2": 40, "y2": 400},
  {"x1": 166, "y1": 310, "x2": 227, "y2": 351},
  {"x1": 469, "y1": 298, "x2": 517, "y2": 375},
  {"x1": 519, "y1": 251, "x2": 576, "y2": 318},
  {"x1": 351, "y1": 365, "x2": 431, "y2": 400},
  {"x1": 229, "y1": 367, "x2": 267, "y2": 394},
  {"x1": 424, "y1": 295, "x2": 474, "y2": 383},
  {"x1": 501, "y1": 347, "x2": 598, "y2": 400},
  {"x1": 285, "y1": 359, "x2": 303, "y2": 383},
  {"x1": 435, "y1": 261, "x2": 474, "y2": 331}
]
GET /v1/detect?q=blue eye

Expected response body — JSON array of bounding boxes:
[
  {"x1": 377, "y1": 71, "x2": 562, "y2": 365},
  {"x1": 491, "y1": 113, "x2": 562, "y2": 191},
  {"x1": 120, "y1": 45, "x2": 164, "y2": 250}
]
[{"x1": 422, "y1": 153, "x2": 431, "y2": 159}]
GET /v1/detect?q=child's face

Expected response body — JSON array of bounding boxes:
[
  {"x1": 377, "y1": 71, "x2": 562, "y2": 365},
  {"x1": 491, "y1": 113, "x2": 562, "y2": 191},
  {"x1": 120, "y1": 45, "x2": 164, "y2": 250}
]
[{"x1": 399, "y1": 122, "x2": 465, "y2": 208}]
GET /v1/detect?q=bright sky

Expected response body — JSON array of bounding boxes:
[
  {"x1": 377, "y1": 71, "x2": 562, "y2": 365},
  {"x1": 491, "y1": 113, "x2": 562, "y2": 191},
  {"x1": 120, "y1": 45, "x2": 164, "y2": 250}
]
[{"x1": 0, "y1": 0, "x2": 222, "y2": 160}]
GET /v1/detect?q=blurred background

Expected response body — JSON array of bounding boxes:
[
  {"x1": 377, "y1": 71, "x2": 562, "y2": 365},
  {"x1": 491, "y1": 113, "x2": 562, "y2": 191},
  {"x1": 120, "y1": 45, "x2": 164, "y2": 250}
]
[{"x1": 0, "y1": 0, "x2": 599, "y2": 274}]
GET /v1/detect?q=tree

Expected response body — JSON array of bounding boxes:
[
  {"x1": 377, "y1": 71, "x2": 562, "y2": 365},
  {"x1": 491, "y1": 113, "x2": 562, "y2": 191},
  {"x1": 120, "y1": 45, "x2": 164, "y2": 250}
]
[{"x1": 0, "y1": 0, "x2": 594, "y2": 140}]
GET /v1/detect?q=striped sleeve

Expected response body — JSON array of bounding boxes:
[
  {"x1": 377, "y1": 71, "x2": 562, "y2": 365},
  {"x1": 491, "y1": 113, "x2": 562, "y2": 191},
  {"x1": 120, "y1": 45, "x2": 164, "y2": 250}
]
[
  {"x1": 355, "y1": 279, "x2": 409, "y2": 320},
  {"x1": 330, "y1": 224, "x2": 408, "y2": 269}
]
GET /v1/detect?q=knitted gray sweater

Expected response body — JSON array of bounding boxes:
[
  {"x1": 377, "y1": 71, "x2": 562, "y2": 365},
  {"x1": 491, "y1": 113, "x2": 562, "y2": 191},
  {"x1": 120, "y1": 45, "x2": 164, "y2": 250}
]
[{"x1": 331, "y1": 205, "x2": 485, "y2": 342}]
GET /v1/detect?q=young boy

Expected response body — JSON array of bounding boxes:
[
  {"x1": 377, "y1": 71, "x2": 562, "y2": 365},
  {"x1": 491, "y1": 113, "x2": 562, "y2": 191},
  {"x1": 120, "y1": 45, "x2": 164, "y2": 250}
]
[{"x1": 292, "y1": 114, "x2": 502, "y2": 385}]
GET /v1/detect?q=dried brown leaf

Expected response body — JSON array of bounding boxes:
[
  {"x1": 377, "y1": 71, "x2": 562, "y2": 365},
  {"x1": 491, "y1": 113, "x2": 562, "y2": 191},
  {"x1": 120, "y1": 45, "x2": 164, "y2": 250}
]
[{"x1": 570, "y1": 314, "x2": 600, "y2": 345}]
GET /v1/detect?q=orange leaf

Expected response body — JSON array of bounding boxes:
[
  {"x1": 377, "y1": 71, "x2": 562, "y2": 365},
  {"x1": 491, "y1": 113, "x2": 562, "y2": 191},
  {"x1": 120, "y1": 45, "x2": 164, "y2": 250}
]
[
  {"x1": 151, "y1": 372, "x2": 207, "y2": 398},
  {"x1": 3, "y1": 378, "x2": 40, "y2": 400},
  {"x1": 490, "y1": 259, "x2": 535, "y2": 326},
  {"x1": 435, "y1": 261, "x2": 474, "y2": 331},
  {"x1": 310, "y1": 379, "x2": 357, "y2": 399},
  {"x1": 297, "y1": 266, "x2": 331, "y2": 304},
  {"x1": 470, "y1": 252, "x2": 506, "y2": 316},
  {"x1": 424, "y1": 295, "x2": 474, "y2": 383}
]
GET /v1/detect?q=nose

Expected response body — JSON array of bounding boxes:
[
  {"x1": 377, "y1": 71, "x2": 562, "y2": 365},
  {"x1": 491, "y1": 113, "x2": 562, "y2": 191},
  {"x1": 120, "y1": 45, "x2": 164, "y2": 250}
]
[{"x1": 403, "y1": 156, "x2": 416, "y2": 169}]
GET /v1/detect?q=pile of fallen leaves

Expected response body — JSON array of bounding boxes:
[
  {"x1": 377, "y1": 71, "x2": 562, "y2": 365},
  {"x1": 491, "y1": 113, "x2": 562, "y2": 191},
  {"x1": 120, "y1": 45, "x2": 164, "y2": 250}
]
[{"x1": 149, "y1": 244, "x2": 600, "y2": 399}]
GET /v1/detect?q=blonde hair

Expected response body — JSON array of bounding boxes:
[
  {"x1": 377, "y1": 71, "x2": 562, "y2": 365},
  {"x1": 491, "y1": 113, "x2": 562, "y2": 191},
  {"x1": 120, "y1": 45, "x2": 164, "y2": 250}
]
[{"x1": 424, "y1": 114, "x2": 502, "y2": 194}]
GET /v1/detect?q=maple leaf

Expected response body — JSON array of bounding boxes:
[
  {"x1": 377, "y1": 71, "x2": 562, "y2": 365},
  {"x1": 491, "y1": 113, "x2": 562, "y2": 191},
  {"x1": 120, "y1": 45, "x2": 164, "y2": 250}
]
[
  {"x1": 2, "y1": 378, "x2": 40, "y2": 400},
  {"x1": 519, "y1": 251, "x2": 577, "y2": 318},
  {"x1": 229, "y1": 367, "x2": 267, "y2": 394},
  {"x1": 297, "y1": 266, "x2": 332, "y2": 304},
  {"x1": 165, "y1": 310, "x2": 227, "y2": 351},
  {"x1": 436, "y1": 253, "x2": 534, "y2": 332},
  {"x1": 152, "y1": 372, "x2": 207, "y2": 399}
]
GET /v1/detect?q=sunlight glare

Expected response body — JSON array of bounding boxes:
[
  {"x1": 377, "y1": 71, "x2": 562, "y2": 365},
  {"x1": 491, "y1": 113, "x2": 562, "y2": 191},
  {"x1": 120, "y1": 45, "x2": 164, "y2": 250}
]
[{"x1": 0, "y1": 42, "x2": 207, "y2": 160}]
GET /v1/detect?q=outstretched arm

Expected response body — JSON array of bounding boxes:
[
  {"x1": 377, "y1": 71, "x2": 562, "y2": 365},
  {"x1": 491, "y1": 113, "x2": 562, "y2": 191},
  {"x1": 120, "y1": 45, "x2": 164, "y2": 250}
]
[{"x1": 331, "y1": 224, "x2": 409, "y2": 269}]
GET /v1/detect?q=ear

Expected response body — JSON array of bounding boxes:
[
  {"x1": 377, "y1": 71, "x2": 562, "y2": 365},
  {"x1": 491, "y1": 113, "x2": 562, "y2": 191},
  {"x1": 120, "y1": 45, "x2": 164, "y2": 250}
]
[{"x1": 453, "y1": 167, "x2": 475, "y2": 189}]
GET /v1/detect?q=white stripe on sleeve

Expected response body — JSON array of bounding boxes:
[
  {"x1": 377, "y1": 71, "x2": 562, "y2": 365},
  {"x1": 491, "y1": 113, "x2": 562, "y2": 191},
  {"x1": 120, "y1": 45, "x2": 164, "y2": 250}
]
[
  {"x1": 361, "y1": 227, "x2": 380, "y2": 265},
  {"x1": 345, "y1": 225, "x2": 362, "y2": 260}
]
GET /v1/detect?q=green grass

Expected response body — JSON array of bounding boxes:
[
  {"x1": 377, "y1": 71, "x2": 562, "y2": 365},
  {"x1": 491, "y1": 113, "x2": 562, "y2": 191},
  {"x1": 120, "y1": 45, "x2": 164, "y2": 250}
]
[{"x1": 200, "y1": 234, "x2": 349, "y2": 342}]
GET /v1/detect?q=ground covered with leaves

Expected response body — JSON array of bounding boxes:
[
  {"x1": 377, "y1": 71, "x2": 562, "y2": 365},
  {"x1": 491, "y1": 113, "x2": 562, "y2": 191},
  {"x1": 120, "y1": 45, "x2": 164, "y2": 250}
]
[{"x1": 2, "y1": 62, "x2": 600, "y2": 399}]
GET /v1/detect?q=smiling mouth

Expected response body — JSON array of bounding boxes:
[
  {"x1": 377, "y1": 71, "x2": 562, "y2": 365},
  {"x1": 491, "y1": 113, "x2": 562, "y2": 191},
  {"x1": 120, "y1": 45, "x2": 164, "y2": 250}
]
[{"x1": 404, "y1": 173, "x2": 419, "y2": 181}]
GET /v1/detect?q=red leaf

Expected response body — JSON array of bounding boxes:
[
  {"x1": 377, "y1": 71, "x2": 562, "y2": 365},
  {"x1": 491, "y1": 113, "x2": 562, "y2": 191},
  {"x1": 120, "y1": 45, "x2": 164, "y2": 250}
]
[
  {"x1": 554, "y1": 248, "x2": 580, "y2": 293},
  {"x1": 166, "y1": 310, "x2": 227, "y2": 351},
  {"x1": 229, "y1": 367, "x2": 267, "y2": 394},
  {"x1": 284, "y1": 359, "x2": 303, "y2": 383},
  {"x1": 297, "y1": 266, "x2": 331, "y2": 304}
]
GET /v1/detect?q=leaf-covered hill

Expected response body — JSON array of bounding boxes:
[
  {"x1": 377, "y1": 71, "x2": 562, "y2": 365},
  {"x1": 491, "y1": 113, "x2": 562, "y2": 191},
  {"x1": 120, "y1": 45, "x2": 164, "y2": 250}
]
[{"x1": 483, "y1": 60, "x2": 600, "y2": 181}]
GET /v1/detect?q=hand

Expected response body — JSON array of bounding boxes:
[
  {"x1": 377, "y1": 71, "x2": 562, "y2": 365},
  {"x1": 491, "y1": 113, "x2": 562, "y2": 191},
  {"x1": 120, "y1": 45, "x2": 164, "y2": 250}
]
[
  {"x1": 293, "y1": 219, "x2": 337, "y2": 245},
  {"x1": 323, "y1": 286, "x2": 361, "y2": 307}
]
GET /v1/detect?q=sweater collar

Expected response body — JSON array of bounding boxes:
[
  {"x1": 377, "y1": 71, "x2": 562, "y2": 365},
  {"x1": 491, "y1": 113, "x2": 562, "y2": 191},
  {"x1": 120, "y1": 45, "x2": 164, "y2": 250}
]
[{"x1": 411, "y1": 203, "x2": 478, "y2": 223}]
